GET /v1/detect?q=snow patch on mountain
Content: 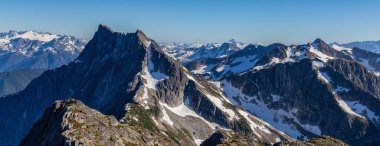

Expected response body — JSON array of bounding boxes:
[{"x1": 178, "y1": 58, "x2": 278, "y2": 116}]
[
  {"x1": 160, "y1": 98, "x2": 221, "y2": 130},
  {"x1": 238, "y1": 109, "x2": 271, "y2": 138},
  {"x1": 312, "y1": 61, "x2": 332, "y2": 83},
  {"x1": 344, "y1": 100, "x2": 380, "y2": 125},
  {"x1": 161, "y1": 107, "x2": 174, "y2": 126},
  {"x1": 194, "y1": 138, "x2": 203, "y2": 145},
  {"x1": 312, "y1": 61, "x2": 325, "y2": 68},
  {"x1": 0, "y1": 30, "x2": 59, "y2": 42},
  {"x1": 191, "y1": 65, "x2": 217, "y2": 75},
  {"x1": 331, "y1": 44, "x2": 352, "y2": 53},
  {"x1": 215, "y1": 65, "x2": 225, "y2": 72},
  {"x1": 309, "y1": 45, "x2": 334, "y2": 62},
  {"x1": 140, "y1": 88, "x2": 150, "y2": 105},
  {"x1": 221, "y1": 80, "x2": 321, "y2": 140},
  {"x1": 335, "y1": 98, "x2": 365, "y2": 119},
  {"x1": 271, "y1": 94, "x2": 282, "y2": 102},
  {"x1": 230, "y1": 55, "x2": 260, "y2": 73},
  {"x1": 205, "y1": 93, "x2": 236, "y2": 120},
  {"x1": 252, "y1": 47, "x2": 308, "y2": 72},
  {"x1": 12, "y1": 31, "x2": 59, "y2": 42},
  {"x1": 357, "y1": 58, "x2": 375, "y2": 71},
  {"x1": 317, "y1": 71, "x2": 332, "y2": 83},
  {"x1": 335, "y1": 86, "x2": 350, "y2": 93},
  {"x1": 142, "y1": 41, "x2": 169, "y2": 90}
]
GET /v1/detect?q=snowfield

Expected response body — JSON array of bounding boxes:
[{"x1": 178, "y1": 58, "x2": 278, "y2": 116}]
[{"x1": 221, "y1": 80, "x2": 321, "y2": 140}]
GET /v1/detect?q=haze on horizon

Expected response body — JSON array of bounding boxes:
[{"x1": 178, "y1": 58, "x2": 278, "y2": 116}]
[{"x1": 0, "y1": 0, "x2": 379, "y2": 45}]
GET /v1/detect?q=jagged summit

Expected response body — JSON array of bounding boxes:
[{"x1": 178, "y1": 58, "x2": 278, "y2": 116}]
[
  {"x1": 95, "y1": 24, "x2": 150, "y2": 48},
  {"x1": 98, "y1": 24, "x2": 114, "y2": 33},
  {"x1": 312, "y1": 38, "x2": 327, "y2": 45}
]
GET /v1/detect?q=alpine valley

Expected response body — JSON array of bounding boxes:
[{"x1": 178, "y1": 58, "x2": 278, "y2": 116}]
[{"x1": 1, "y1": 25, "x2": 380, "y2": 146}]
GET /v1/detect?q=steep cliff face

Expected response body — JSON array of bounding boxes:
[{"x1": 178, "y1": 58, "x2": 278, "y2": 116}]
[
  {"x1": 221, "y1": 58, "x2": 380, "y2": 145},
  {"x1": 351, "y1": 47, "x2": 380, "y2": 73},
  {"x1": 0, "y1": 25, "x2": 292, "y2": 146}
]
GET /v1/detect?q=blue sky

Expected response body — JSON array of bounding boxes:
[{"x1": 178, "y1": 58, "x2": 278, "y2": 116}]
[{"x1": 0, "y1": 0, "x2": 379, "y2": 44}]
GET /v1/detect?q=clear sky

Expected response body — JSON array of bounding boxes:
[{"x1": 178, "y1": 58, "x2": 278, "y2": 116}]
[{"x1": 0, "y1": 0, "x2": 379, "y2": 45}]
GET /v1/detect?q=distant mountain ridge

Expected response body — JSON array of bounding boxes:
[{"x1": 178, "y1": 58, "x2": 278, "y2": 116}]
[
  {"x1": 160, "y1": 39, "x2": 252, "y2": 63},
  {"x1": 0, "y1": 30, "x2": 86, "y2": 72},
  {"x1": 0, "y1": 30, "x2": 86, "y2": 97},
  {"x1": 342, "y1": 40, "x2": 380, "y2": 53}
]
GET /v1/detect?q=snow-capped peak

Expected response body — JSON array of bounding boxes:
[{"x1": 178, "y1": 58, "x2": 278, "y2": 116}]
[
  {"x1": 0, "y1": 30, "x2": 87, "y2": 72},
  {"x1": 228, "y1": 39, "x2": 237, "y2": 44},
  {"x1": 13, "y1": 31, "x2": 59, "y2": 42},
  {"x1": 0, "y1": 30, "x2": 86, "y2": 55},
  {"x1": 160, "y1": 40, "x2": 249, "y2": 63},
  {"x1": 0, "y1": 30, "x2": 60, "y2": 42},
  {"x1": 227, "y1": 39, "x2": 247, "y2": 49}
]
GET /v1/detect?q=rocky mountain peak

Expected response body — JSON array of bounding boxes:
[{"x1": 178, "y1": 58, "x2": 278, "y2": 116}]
[
  {"x1": 98, "y1": 24, "x2": 114, "y2": 34},
  {"x1": 312, "y1": 38, "x2": 328, "y2": 46},
  {"x1": 267, "y1": 43, "x2": 287, "y2": 49}
]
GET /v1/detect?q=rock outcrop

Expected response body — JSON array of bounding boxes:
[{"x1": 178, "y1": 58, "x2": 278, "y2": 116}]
[
  {"x1": 20, "y1": 99, "x2": 195, "y2": 146},
  {"x1": 274, "y1": 136, "x2": 348, "y2": 146}
]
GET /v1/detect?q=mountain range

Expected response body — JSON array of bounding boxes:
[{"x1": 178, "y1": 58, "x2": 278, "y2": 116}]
[
  {"x1": 160, "y1": 39, "x2": 251, "y2": 63},
  {"x1": 0, "y1": 30, "x2": 86, "y2": 72},
  {"x1": 168, "y1": 38, "x2": 380, "y2": 145},
  {"x1": 341, "y1": 41, "x2": 380, "y2": 53},
  {"x1": 0, "y1": 30, "x2": 86, "y2": 97},
  {"x1": 1, "y1": 25, "x2": 380, "y2": 145}
]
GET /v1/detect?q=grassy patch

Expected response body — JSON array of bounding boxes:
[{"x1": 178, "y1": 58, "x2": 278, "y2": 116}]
[
  {"x1": 235, "y1": 118, "x2": 253, "y2": 134},
  {"x1": 95, "y1": 131, "x2": 101, "y2": 138},
  {"x1": 126, "y1": 104, "x2": 158, "y2": 132},
  {"x1": 164, "y1": 130, "x2": 181, "y2": 144}
]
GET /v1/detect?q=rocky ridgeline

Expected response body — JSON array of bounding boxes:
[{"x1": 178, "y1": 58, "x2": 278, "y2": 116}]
[
  {"x1": 1, "y1": 25, "x2": 295, "y2": 146},
  {"x1": 20, "y1": 99, "x2": 193, "y2": 146}
]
